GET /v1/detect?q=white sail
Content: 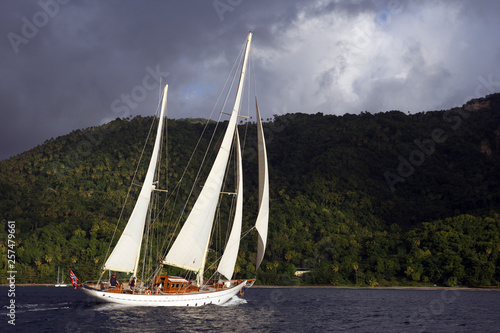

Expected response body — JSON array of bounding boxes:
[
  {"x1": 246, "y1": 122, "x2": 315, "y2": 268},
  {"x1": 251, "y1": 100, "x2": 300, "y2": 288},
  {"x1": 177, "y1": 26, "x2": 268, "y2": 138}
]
[
  {"x1": 104, "y1": 84, "x2": 169, "y2": 275},
  {"x1": 163, "y1": 33, "x2": 253, "y2": 277},
  {"x1": 255, "y1": 100, "x2": 269, "y2": 271},
  {"x1": 217, "y1": 129, "x2": 243, "y2": 280}
]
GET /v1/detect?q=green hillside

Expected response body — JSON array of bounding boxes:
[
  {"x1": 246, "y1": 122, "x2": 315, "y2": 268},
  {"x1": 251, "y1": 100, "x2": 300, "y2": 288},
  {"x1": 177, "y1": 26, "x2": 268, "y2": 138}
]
[{"x1": 1, "y1": 94, "x2": 499, "y2": 287}]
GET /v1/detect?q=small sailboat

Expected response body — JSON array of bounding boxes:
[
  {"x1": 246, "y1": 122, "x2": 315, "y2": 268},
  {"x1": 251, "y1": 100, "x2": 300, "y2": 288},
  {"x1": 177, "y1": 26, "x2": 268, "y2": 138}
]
[
  {"x1": 55, "y1": 266, "x2": 68, "y2": 287},
  {"x1": 82, "y1": 32, "x2": 269, "y2": 306}
]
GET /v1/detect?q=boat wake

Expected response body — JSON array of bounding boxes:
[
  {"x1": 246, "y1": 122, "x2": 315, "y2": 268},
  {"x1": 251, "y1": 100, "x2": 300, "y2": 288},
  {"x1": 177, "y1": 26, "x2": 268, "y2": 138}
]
[
  {"x1": 2, "y1": 302, "x2": 71, "y2": 314},
  {"x1": 219, "y1": 295, "x2": 247, "y2": 307},
  {"x1": 90, "y1": 303, "x2": 135, "y2": 311}
]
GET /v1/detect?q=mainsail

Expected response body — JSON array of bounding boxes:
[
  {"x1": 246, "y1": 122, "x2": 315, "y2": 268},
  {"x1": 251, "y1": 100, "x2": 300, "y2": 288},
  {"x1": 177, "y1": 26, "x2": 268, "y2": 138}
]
[
  {"x1": 103, "y1": 84, "x2": 169, "y2": 275},
  {"x1": 163, "y1": 33, "x2": 253, "y2": 282}
]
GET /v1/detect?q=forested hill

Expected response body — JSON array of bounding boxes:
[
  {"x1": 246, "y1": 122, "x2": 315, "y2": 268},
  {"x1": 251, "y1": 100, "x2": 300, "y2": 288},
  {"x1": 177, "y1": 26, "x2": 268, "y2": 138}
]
[{"x1": 1, "y1": 94, "x2": 499, "y2": 287}]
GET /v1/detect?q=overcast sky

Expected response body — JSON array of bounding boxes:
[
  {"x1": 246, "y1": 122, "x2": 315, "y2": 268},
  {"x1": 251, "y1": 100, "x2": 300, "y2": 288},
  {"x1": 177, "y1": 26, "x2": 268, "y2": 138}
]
[{"x1": 1, "y1": 0, "x2": 500, "y2": 161}]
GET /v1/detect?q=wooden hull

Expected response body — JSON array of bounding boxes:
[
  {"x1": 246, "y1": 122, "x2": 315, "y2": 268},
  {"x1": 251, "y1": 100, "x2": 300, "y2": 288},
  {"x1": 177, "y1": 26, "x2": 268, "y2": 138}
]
[{"x1": 81, "y1": 280, "x2": 247, "y2": 307}]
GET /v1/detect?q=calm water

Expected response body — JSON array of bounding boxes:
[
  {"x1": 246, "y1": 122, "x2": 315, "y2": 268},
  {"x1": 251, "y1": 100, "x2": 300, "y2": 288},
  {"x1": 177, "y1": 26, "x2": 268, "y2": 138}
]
[{"x1": 1, "y1": 286, "x2": 499, "y2": 332}]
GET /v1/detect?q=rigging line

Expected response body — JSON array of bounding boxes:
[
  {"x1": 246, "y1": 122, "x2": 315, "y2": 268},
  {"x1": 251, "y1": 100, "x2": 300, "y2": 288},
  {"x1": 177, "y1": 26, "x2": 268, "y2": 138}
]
[
  {"x1": 160, "y1": 40, "x2": 247, "y2": 260},
  {"x1": 164, "y1": 88, "x2": 169, "y2": 209},
  {"x1": 168, "y1": 37, "x2": 246, "y2": 202},
  {"x1": 148, "y1": 174, "x2": 167, "y2": 270},
  {"x1": 198, "y1": 40, "x2": 248, "y2": 277},
  {"x1": 222, "y1": 134, "x2": 239, "y2": 248},
  {"x1": 151, "y1": 191, "x2": 161, "y2": 274},
  {"x1": 102, "y1": 95, "x2": 163, "y2": 267},
  {"x1": 224, "y1": 189, "x2": 237, "y2": 247},
  {"x1": 155, "y1": 41, "x2": 245, "y2": 253},
  {"x1": 153, "y1": 106, "x2": 167, "y2": 263},
  {"x1": 252, "y1": 40, "x2": 258, "y2": 104},
  {"x1": 150, "y1": 81, "x2": 169, "y2": 243},
  {"x1": 156, "y1": 195, "x2": 165, "y2": 262},
  {"x1": 208, "y1": 135, "x2": 238, "y2": 279},
  {"x1": 203, "y1": 257, "x2": 223, "y2": 283},
  {"x1": 241, "y1": 44, "x2": 254, "y2": 154},
  {"x1": 210, "y1": 127, "x2": 239, "y2": 268},
  {"x1": 140, "y1": 200, "x2": 152, "y2": 282},
  {"x1": 212, "y1": 172, "x2": 227, "y2": 270},
  {"x1": 145, "y1": 185, "x2": 162, "y2": 280},
  {"x1": 192, "y1": 41, "x2": 246, "y2": 192},
  {"x1": 243, "y1": 42, "x2": 258, "y2": 153},
  {"x1": 241, "y1": 226, "x2": 256, "y2": 239},
  {"x1": 157, "y1": 84, "x2": 168, "y2": 197},
  {"x1": 215, "y1": 202, "x2": 221, "y2": 264}
]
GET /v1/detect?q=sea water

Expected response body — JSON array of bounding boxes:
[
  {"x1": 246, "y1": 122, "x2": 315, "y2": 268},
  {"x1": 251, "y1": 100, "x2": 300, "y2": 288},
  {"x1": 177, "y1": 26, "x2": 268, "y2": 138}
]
[{"x1": 1, "y1": 286, "x2": 499, "y2": 332}]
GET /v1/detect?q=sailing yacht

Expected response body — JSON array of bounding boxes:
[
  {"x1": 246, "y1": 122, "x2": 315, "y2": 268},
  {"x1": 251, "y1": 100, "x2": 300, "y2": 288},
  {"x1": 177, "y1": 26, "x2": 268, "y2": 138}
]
[
  {"x1": 55, "y1": 266, "x2": 67, "y2": 287},
  {"x1": 82, "y1": 32, "x2": 269, "y2": 306}
]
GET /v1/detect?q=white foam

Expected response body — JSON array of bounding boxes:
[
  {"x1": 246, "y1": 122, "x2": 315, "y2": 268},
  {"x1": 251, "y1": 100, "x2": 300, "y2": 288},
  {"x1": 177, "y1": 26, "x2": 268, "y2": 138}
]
[
  {"x1": 91, "y1": 303, "x2": 135, "y2": 311},
  {"x1": 219, "y1": 295, "x2": 247, "y2": 307}
]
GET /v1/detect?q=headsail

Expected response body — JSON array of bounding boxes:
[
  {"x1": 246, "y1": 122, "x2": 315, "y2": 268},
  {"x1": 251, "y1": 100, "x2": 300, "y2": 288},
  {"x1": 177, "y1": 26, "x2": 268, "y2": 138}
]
[
  {"x1": 217, "y1": 129, "x2": 243, "y2": 280},
  {"x1": 103, "y1": 84, "x2": 169, "y2": 275},
  {"x1": 255, "y1": 99, "x2": 269, "y2": 271},
  {"x1": 163, "y1": 33, "x2": 253, "y2": 282}
]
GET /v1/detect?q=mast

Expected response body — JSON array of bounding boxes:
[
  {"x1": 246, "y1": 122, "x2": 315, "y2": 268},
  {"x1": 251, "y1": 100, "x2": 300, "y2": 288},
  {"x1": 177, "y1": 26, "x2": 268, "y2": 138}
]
[
  {"x1": 163, "y1": 32, "x2": 253, "y2": 286},
  {"x1": 103, "y1": 84, "x2": 169, "y2": 277}
]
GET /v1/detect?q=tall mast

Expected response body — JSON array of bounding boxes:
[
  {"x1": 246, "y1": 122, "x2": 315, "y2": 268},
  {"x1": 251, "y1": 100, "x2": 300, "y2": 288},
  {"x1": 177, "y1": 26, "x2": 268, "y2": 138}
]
[{"x1": 163, "y1": 32, "x2": 253, "y2": 286}]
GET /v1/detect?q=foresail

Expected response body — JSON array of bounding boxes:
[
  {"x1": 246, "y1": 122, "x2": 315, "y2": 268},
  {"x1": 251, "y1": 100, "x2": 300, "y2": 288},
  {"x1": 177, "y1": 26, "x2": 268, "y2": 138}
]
[
  {"x1": 217, "y1": 130, "x2": 243, "y2": 280},
  {"x1": 162, "y1": 111, "x2": 238, "y2": 273},
  {"x1": 163, "y1": 33, "x2": 253, "y2": 277},
  {"x1": 104, "y1": 84, "x2": 169, "y2": 275},
  {"x1": 255, "y1": 99, "x2": 269, "y2": 271}
]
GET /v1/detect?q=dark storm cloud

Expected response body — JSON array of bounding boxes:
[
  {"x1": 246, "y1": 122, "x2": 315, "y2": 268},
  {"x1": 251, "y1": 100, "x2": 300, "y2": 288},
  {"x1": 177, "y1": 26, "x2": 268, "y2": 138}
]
[{"x1": 1, "y1": 0, "x2": 500, "y2": 160}]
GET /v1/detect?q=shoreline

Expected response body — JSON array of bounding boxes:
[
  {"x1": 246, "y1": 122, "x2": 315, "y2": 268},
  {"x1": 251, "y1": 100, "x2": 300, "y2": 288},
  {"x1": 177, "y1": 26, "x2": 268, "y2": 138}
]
[
  {"x1": 252, "y1": 285, "x2": 500, "y2": 291},
  {"x1": 1, "y1": 283, "x2": 498, "y2": 291}
]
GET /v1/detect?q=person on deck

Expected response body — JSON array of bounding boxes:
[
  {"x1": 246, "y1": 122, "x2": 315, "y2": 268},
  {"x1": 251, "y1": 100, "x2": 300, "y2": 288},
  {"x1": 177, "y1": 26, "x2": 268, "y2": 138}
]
[
  {"x1": 130, "y1": 277, "x2": 136, "y2": 292},
  {"x1": 110, "y1": 274, "x2": 119, "y2": 288}
]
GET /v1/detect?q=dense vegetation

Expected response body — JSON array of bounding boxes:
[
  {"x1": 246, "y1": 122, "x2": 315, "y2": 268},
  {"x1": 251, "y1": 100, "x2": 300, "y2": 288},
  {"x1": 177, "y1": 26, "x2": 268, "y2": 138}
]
[{"x1": 1, "y1": 94, "x2": 499, "y2": 287}]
